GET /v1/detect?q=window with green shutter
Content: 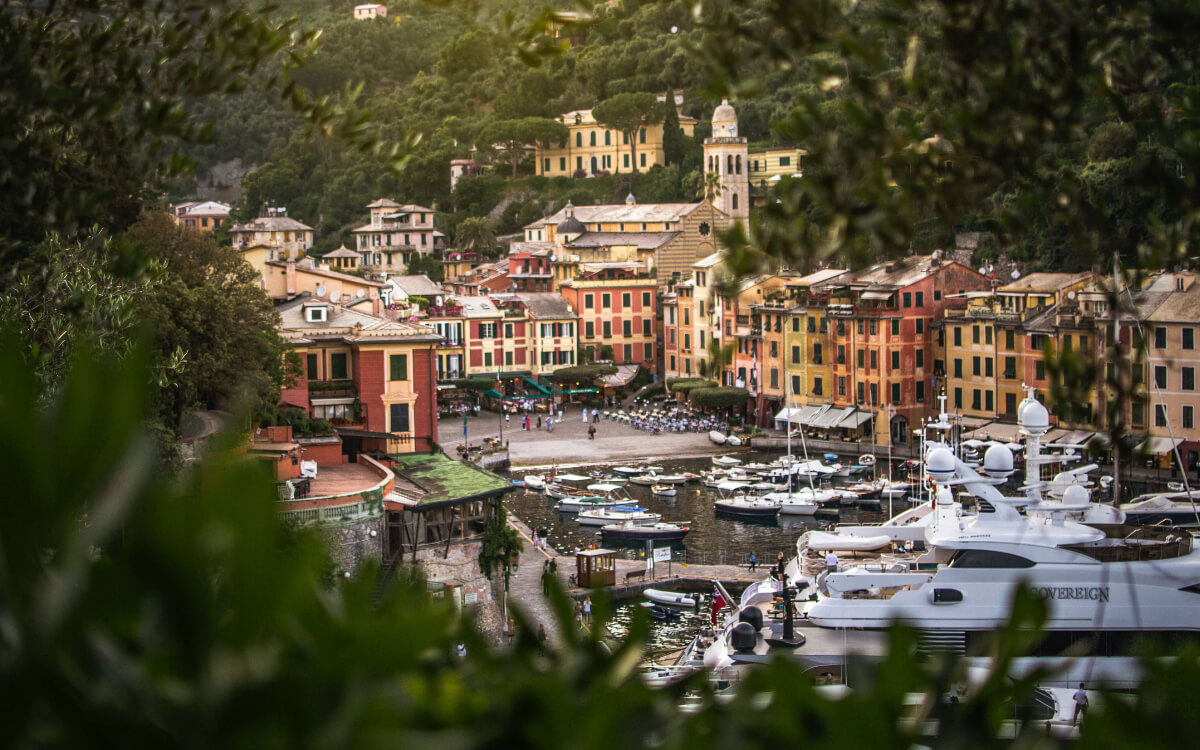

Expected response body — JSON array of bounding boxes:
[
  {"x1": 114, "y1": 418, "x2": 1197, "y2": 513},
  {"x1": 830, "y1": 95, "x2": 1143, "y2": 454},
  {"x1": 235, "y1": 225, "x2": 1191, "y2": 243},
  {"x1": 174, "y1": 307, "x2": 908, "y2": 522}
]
[
  {"x1": 330, "y1": 353, "x2": 348, "y2": 380},
  {"x1": 389, "y1": 403, "x2": 410, "y2": 432},
  {"x1": 389, "y1": 353, "x2": 408, "y2": 381},
  {"x1": 306, "y1": 353, "x2": 317, "y2": 380}
]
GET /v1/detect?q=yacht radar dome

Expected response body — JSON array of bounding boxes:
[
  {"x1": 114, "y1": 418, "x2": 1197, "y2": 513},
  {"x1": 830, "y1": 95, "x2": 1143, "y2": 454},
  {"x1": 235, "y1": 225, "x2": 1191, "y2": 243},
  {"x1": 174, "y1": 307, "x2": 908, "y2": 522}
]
[
  {"x1": 984, "y1": 444, "x2": 1014, "y2": 477},
  {"x1": 1062, "y1": 484, "x2": 1090, "y2": 505},
  {"x1": 927, "y1": 447, "x2": 955, "y2": 482},
  {"x1": 1020, "y1": 399, "x2": 1050, "y2": 434}
]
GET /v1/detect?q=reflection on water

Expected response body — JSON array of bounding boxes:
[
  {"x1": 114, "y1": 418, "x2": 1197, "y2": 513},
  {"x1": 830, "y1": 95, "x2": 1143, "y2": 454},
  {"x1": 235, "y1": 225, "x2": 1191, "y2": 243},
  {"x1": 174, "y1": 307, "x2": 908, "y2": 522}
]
[
  {"x1": 506, "y1": 453, "x2": 852, "y2": 566},
  {"x1": 604, "y1": 599, "x2": 714, "y2": 665}
]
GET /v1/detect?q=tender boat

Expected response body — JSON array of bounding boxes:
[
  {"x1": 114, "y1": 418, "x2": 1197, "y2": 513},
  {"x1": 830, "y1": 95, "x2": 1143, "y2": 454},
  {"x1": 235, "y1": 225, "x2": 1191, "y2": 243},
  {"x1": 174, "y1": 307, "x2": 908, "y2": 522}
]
[
  {"x1": 714, "y1": 497, "x2": 781, "y2": 519},
  {"x1": 576, "y1": 506, "x2": 663, "y2": 527},
  {"x1": 629, "y1": 471, "x2": 689, "y2": 486},
  {"x1": 712, "y1": 455, "x2": 743, "y2": 468},
  {"x1": 651, "y1": 484, "x2": 678, "y2": 498},
  {"x1": 640, "y1": 602, "x2": 683, "y2": 620},
  {"x1": 522, "y1": 474, "x2": 548, "y2": 490},
  {"x1": 543, "y1": 481, "x2": 605, "y2": 501},
  {"x1": 1120, "y1": 492, "x2": 1200, "y2": 526},
  {"x1": 644, "y1": 588, "x2": 697, "y2": 608},
  {"x1": 600, "y1": 521, "x2": 690, "y2": 543},
  {"x1": 726, "y1": 435, "x2": 743, "y2": 447},
  {"x1": 709, "y1": 430, "x2": 727, "y2": 445},
  {"x1": 614, "y1": 465, "x2": 662, "y2": 477},
  {"x1": 555, "y1": 484, "x2": 628, "y2": 512}
]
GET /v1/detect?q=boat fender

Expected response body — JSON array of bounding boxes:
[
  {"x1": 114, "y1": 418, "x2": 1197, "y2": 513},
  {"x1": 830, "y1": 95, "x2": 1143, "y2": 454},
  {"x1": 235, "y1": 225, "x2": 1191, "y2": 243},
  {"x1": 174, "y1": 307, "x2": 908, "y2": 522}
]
[
  {"x1": 739, "y1": 606, "x2": 764, "y2": 631},
  {"x1": 730, "y1": 622, "x2": 757, "y2": 653}
]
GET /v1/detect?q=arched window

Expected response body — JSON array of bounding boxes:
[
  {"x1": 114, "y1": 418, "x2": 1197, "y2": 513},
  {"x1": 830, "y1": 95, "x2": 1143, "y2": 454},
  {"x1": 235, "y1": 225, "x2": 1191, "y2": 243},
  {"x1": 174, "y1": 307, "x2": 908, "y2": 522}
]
[
  {"x1": 605, "y1": 131, "x2": 611, "y2": 146},
  {"x1": 736, "y1": 155, "x2": 742, "y2": 174},
  {"x1": 590, "y1": 131, "x2": 596, "y2": 147},
  {"x1": 575, "y1": 132, "x2": 582, "y2": 147},
  {"x1": 727, "y1": 155, "x2": 734, "y2": 174},
  {"x1": 732, "y1": 193, "x2": 738, "y2": 210}
]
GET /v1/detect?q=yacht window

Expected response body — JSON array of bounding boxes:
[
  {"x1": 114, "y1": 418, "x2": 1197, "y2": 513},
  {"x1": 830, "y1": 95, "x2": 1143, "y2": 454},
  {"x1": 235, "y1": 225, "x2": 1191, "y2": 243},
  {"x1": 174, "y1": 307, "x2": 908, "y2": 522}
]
[
  {"x1": 932, "y1": 588, "x2": 964, "y2": 603},
  {"x1": 948, "y1": 550, "x2": 1035, "y2": 568}
]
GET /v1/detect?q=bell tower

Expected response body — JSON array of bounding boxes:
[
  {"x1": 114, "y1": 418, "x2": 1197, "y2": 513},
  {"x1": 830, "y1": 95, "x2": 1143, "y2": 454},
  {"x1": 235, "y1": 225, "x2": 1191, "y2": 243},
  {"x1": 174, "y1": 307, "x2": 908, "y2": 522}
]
[{"x1": 703, "y1": 98, "x2": 749, "y2": 223}]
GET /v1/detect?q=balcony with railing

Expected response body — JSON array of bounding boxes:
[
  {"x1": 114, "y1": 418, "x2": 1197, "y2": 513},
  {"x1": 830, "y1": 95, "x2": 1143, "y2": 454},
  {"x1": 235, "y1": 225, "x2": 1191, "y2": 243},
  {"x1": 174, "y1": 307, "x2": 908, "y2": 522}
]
[
  {"x1": 308, "y1": 379, "x2": 356, "y2": 396},
  {"x1": 426, "y1": 303, "x2": 464, "y2": 318}
]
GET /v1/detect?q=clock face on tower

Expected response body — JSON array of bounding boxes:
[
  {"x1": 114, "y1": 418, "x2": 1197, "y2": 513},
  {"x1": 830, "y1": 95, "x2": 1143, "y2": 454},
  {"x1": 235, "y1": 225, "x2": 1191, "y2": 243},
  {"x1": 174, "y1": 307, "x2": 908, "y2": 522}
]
[{"x1": 699, "y1": 222, "x2": 711, "y2": 236}]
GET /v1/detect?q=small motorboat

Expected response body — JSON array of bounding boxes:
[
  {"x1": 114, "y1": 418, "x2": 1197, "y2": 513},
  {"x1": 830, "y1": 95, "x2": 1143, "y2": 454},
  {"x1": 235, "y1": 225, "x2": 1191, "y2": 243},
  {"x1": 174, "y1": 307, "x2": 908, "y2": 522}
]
[
  {"x1": 709, "y1": 430, "x2": 727, "y2": 446},
  {"x1": 612, "y1": 466, "x2": 641, "y2": 477},
  {"x1": 522, "y1": 474, "x2": 548, "y2": 490},
  {"x1": 651, "y1": 484, "x2": 677, "y2": 498},
  {"x1": 630, "y1": 471, "x2": 688, "y2": 486},
  {"x1": 712, "y1": 455, "x2": 742, "y2": 468},
  {"x1": 714, "y1": 497, "x2": 781, "y2": 519},
  {"x1": 726, "y1": 435, "x2": 743, "y2": 447},
  {"x1": 577, "y1": 506, "x2": 663, "y2": 527},
  {"x1": 640, "y1": 602, "x2": 683, "y2": 620},
  {"x1": 857, "y1": 454, "x2": 876, "y2": 466},
  {"x1": 643, "y1": 588, "x2": 697, "y2": 608},
  {"x1": 804, "y1": 530, "x2": 893, "y2": 552},
  {"x1": 600, "y1": 521, "x2": 690, "y2": 543}
]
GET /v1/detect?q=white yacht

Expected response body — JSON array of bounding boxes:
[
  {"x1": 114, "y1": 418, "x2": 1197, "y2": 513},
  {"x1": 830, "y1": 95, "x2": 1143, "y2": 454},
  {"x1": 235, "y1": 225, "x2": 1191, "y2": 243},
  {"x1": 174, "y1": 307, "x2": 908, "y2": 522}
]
[{"x1": 692, "y1": 390, "x2": 1200, "y2": 689}]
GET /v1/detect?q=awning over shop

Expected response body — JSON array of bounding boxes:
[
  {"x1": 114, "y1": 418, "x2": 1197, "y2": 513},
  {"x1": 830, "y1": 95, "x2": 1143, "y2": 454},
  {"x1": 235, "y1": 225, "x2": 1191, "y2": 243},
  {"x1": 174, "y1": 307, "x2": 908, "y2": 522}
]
[
  {"x1": 310, "y1": 396, "x2": 356, "y2": 406},
  {"x1": 957, "y1": 416, "x2": 993, "y2": 431},
  {"x1": 961, "y1": 421, "x2": 1022, "y2": 443},
  {"x1": 860, "y1": 290, "x2": 894, "y2": 300},
  {"x1": 773, "y1": 407, "x2": 804, "y2": 424},
  {"x1": 553, "y1": 388, "x2": 599, "y2": 395},
  {"x1": 1055, "y1": 430, "x2": 1097, "y2": 446},
  {"x1": 810, "y1": 406, "x2": 854, "y2": 429},
  {"x1": 1136, "y1": 436, "x2": 1184, "y2": 455},
  {"x1": 839, "y1": 409, "x2": 875, "y2": 429}
]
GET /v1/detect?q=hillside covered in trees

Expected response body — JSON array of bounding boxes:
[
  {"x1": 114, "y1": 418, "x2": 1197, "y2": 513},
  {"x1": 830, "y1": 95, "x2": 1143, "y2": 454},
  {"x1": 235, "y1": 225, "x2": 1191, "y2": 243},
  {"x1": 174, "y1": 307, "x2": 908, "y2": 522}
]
[{"x1": 181, "y1": 0, "x2": 1192, "y2": 272}]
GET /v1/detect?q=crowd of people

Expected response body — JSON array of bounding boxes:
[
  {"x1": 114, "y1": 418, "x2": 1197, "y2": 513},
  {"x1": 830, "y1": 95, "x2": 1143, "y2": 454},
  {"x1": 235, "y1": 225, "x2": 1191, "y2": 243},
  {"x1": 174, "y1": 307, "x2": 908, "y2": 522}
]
[{"x1": 604, "y1": 404, "x2": 727, "y2": 434}]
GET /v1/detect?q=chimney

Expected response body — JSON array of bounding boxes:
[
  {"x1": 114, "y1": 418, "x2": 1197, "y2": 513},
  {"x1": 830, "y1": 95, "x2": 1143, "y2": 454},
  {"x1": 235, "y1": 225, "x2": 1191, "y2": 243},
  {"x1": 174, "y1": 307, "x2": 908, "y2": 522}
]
[{"x1": 285, "y1": 261, "x2": 297, "y2": 296}]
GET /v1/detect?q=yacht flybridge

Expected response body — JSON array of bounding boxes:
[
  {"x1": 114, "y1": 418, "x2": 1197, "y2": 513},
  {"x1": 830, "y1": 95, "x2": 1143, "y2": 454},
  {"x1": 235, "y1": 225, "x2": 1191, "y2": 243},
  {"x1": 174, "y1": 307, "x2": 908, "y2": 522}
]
[{"x1": 688, "y1": 389, "x2": 1200, "y2": 689}]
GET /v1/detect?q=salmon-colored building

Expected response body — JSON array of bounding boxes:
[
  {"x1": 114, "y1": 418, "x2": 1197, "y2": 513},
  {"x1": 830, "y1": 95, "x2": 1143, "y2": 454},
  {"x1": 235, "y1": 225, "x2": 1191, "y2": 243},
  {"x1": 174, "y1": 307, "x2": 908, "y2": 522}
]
[
  {"x1": 817, "y1": 254, "x2": 992, "y2": 445},
  {"x1": 559, "y1": 267, "x2": 657, "y2": 368}
]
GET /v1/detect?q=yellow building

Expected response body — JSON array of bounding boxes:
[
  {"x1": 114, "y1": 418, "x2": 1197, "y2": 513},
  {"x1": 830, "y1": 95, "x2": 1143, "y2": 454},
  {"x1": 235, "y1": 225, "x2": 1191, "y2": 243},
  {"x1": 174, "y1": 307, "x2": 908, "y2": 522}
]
[
  {"x1": 229, "y1": 210, "x2": 314, "y2": 258},
  {"x1": 255, "y1": 259, "x2": 384, "y2": 307},
  {"x1": 536, "y1": 108, "x2": 697, "y2": 178},
  {"x1": 748, "y1": 147, "x2": 805, "y2": 183}
]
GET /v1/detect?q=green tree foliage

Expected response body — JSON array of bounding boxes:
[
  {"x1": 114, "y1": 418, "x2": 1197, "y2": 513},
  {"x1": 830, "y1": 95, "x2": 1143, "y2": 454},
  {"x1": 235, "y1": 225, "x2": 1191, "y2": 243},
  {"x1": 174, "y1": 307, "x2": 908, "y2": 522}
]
[
  {"x1": 661, "y1": 98, "x2": 688, "y2": 167},
  {"x1": 547, "y1": 365, "x2": 619, "y2": 383},
  {"x1": 454, "y1": 217, "x2": 501, "y2": 257},
  {"x1": 593, "y1": 92, "x2": 665, "y2": 184},
  {"x1": 124, "y1": 213, "x2": 287, "y2": 432},
  {"x1": 478, "y1": 118, "x2": 569, "y2": 177},
  {"x1": 0, "y1": 0, "x2": 410, "y2": 261},
  {"x1": 689, "y1": 386, "x2": 751, "y2": 410},
  {"x1": 406, "y1": 253, "x2": 445, "y2": 282}
]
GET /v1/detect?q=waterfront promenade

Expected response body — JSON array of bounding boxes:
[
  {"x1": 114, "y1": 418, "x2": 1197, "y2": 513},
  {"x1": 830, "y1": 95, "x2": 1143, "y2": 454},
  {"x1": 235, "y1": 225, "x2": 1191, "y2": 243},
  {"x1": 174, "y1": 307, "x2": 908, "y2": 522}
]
[{"x1": 439, "y1": 407, "x2": 729, "y2": 468}]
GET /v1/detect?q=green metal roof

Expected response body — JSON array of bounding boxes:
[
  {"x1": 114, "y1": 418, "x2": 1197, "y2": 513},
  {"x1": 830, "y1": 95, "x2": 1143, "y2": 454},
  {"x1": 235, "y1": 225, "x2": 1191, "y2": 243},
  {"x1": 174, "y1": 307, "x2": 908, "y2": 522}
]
[{"x1": 390, "y1": 451, "x2": 514, "y2": 509}]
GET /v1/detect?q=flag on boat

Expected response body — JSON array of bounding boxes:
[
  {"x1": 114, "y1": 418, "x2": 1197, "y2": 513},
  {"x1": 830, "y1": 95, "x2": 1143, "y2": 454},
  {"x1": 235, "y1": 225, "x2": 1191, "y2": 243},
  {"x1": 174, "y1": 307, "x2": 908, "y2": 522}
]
[{"x1": 711, "y1": 584, "x2": 728, "y2": 625}]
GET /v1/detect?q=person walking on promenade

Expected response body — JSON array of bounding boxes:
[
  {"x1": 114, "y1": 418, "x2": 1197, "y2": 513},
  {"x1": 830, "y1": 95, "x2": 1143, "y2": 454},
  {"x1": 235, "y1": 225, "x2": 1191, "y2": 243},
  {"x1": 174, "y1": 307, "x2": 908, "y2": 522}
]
[
  {"x1": 537, "y1": 415, "x2": 542, "y2": 429},
  {"x1": 588, "y1": 425, "x2": 596, "y2": 440},
  {"x1": 592, "y1": 408, "x2": 599, "y2": 423},
  {"x1": 537, "y1": 623, "x2": 548, "y2": 653},
  {"x1": 583, "y1": 597, "x2": 592, "y2": 624},
  {"x1": 749, "y1": 552, "x2": 757, "y2": 571},
  {"x1": 541, "y1": 562, "x2": 550, "y2": 595},
  {"x1": 1073, "y1": 684, "x2": 1089, "y2": 725},
  {"x1": 547, "y1": 416, "x2": 554, "y2": 433},
  {"x1": 582, "y1": 409, "x2": 588, "y2": 425},
  {"x1": 507, "y1": 618, "x2": 516, "y2": 647}
]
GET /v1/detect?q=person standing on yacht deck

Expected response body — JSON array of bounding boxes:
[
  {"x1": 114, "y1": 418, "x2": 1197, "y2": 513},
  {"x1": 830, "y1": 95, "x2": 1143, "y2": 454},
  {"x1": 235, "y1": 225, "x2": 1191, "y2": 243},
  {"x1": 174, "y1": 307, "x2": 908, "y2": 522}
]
[{"x1": 825, "y1": 551, "x2": 839, "y2": 573}]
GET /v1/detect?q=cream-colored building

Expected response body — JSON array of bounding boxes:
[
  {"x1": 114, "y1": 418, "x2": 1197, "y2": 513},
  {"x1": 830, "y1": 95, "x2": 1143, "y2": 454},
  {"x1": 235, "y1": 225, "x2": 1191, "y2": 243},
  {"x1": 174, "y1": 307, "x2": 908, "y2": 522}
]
[
  {"x1": 353, "y1": 3, "x2": 387, "y2": 19},
  {"x1": 536, "y1": 108, "x2": 697, "y2": 178},
  {"x1": 1143, "y1": 273, "x2": 1200, "y2": 469},
  {"x1": 352, "y1": 199, "x2": 443, "y2": 274},
  {"x1": 524, "y1": 197, "x2": 730, "y2": 287},
  {"x1": 230, "y1": 210, "x2": 314, "y2": 258}
]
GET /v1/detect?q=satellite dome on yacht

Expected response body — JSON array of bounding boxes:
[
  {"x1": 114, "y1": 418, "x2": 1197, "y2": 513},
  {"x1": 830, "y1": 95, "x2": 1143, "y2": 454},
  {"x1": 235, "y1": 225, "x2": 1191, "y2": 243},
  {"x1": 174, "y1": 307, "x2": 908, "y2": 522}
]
[
  {"x1": 927, "y1": 447, "x2": 955, "y2": 482},
  {"x1": 984, "y1": 443, "x2": 1014, "y2": 477}
]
